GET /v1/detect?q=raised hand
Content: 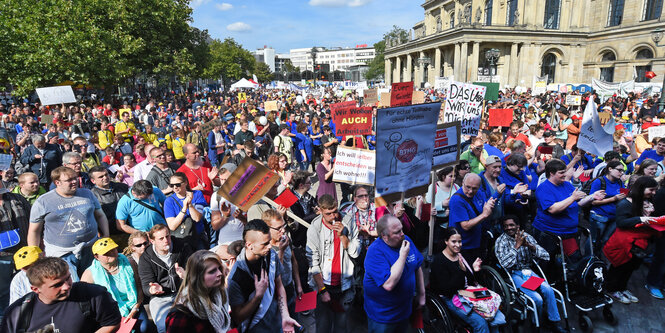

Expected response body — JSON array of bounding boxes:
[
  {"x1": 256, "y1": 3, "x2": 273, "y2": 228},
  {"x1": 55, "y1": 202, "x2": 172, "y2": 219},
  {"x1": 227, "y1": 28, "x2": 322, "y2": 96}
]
[{"x1": 399, "y1": 240, "x2": 410, "y2": 258}]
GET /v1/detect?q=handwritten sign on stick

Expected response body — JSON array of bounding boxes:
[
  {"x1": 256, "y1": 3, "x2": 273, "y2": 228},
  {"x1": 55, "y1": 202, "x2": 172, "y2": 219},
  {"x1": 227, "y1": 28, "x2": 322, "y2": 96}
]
[
  {"x1": 36, "y1": 86, "x2": 76, "y2": 105},
  {"x1": 216, "y1": 157, "x2": 280, "y2": 211},
  {"x1": 443, "y1": 82, "x2": 487, "y2": 136},
  {"x1": 390, "y1": 82, "x2": 414, "y2": 107}
]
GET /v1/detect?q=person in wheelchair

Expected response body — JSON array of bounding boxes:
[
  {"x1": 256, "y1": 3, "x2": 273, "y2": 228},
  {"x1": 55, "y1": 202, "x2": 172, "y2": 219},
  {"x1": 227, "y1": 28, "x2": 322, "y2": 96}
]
[
  {"x1": 431, "y1": 227, "x2": 505, "y2": 333},
  {"x1": 495, "y1": 215, "x2": 568, "y2": 333}
]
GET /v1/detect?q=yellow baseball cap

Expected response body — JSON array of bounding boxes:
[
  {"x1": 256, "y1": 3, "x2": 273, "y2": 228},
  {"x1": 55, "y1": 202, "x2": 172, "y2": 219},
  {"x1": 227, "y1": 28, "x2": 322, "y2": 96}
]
[
  {"x1": 92, "y1": 238, "x2": 118, "y2": 255},
  {"x1": 14, "y1": 246, "x2": 42, "y2": 270}
]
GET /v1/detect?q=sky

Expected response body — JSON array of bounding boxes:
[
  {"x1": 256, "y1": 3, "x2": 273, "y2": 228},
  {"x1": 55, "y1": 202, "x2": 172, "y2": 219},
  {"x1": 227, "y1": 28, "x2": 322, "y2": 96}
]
[{"x1": 190, "y1": 0, "x2": 423, "y2": 54}]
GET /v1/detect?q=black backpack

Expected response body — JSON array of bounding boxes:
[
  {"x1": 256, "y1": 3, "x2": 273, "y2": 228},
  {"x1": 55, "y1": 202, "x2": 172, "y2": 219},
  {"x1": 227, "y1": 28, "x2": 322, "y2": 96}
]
[{"x1": 16, "y1": 292, "x2": 92, "y2": 333}]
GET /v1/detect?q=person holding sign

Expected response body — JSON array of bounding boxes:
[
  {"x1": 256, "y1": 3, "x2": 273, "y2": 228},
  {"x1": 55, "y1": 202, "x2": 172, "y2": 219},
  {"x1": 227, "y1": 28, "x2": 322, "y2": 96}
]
[{"x1": 494, "y1": 216, "x2": 567, "y2": 333}]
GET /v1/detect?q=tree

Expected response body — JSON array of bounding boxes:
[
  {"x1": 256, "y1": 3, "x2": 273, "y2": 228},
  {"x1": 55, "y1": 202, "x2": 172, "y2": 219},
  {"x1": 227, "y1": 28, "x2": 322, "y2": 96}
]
[
  {"x1": 283, "y1": 59, "x2": 299, "y2": 73},
  {"x1": 254, "y1": 62, "x2": 273, "y2": 83},
  {"x1": 204, "y1": 38, "x2": 255, "y2": 87},
  {"x1": 365, "y1": 25, "x2": 409, "y2": 81}
]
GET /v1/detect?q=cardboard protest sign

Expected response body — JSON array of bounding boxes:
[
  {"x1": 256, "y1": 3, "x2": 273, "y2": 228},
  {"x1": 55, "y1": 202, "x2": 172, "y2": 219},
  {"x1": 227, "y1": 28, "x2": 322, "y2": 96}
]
[
  {"x1": 432, "y1": 122, "x2": 461, "y2": 170},
  {"x1": 376, "y1": 103, "x2": 440, "y2": 202},
  {"x1": 488, "y1": 108, "x2": 514, "y2": 127},
  {"x1": 216, "y1": 157, "x2": 280, "y2": 211},
  {"x1": 363, "y1": 89, "x2": 378, "y2": 105},
  {"x1": 379, "y1": 93, "x2": 391, "y2": 107},
  {"x1": 598, "y1": 111, "x2": 612, "y2": 127},
  {"x1": 35, "y1": 86, "x2": 76, "y2": 105},
  {"x1": 390, "y1": 82, "x2": 414, "y2": 107},
  {"x1": 577, "y1": 101, "x2": 615, "y2": 158},
  {"x1": 533, "y1": 77, "x2": 548, "y2": 95},
  {"x1": 330, "y1": 101, "x2": 373, "y2": 137},
  {"x1": 648, "y1": 125, "x2": 665, "y2": 142},
  {"x1": 412, "y1": 91, "x2": 425, "y2": 104},
  {"x1": 566, "y1": 95, "x2": 582, "y2": 106},
  {"x1": 332, "y1": 146, "x2": 376, "y2": 186},
  {"x1": 265, "y1": 100, "x2": 279, "y2": 111},
  {"x1": 443, "y1": 82, "x2": 487, "y2": 136},
  {"x1": 40, "y1": 114, "x2": 54, "y2": 125}
]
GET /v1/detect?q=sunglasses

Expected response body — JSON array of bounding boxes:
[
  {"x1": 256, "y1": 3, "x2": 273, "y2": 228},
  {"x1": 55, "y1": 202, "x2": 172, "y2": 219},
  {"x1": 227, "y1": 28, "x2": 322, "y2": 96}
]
[
  {"x1": 269, "y1": 224, "x2": 286, "y2": 231},
  {"x1": 133, "y1": 241, "x2": 149, "y2": 248},
  {"x1": 356, "y1": 194, "x2": 369, "y2": 199},
  {"x1": 169, "y1": 182, "x2": 185, "y2": 187}
]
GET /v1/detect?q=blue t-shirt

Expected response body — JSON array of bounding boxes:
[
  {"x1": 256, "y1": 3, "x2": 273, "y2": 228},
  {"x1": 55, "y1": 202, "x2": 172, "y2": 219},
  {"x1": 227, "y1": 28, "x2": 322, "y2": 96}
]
[
  {"x1": 449, "y1": 188, "x2": 486, "y2": 249},
  {"x1": 484, "y1": 143, "x2": 504, "y2": 160},
  {"x1": 533, "y1": 180, "x2": 579, "y2": 234},
  {"x1": 164, "y1": 190, "x2": 208, "y2": 233},
  {"x1": 295, "y1": 133, "x2": 313, "y2": 162},
  {"x1": 363, "y1": 235, "x2": 423, "y2": 324},
  {"x1": 561, "y1": 153, "x2": 595, "y2": 170},
  {"x1": 590, "y1": 176, "x2": 623, "y2": 219},
  {"x1": 115, "y1": 186, "x2": 166, "y2": 231},
  {"x1": 636, "y1": 149, "x2": 664, "y2": 165},
  {"x1": 308, "y1": 126, "x2": 322, "y2": 146}
]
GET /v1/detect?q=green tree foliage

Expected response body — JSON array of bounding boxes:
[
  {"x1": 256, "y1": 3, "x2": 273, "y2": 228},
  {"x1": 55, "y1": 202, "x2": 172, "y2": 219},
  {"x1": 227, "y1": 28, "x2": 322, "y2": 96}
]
[
  {"x1": 365, "y1": 25, "x2": 409, "y2": 81},
  {"x1": 283, "y1": 59, "x2": 299, "y2": 73},
  {"x1": 203, "y1": 38, "x2": 255, "y2": 87},
  {"x1": 254, "y1": 62, "x2": 273, "y2": 83}
]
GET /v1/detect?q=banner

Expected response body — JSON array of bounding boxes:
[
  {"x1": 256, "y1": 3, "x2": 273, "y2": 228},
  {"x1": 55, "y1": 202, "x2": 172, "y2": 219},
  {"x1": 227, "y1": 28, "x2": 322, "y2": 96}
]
[
  {"x1": 432, "y1": 122, "x2": 461, "y2": 170},
  {"x1": 35, "y1": 86, "x2": 76, "y2": 105},
  {"x1": 435, "y1": 76, "x2": 453, "y2": 90},
  {"x1": 216, "y1": 157, "x2": 280, "y2": 211},
  {"x1": 533, "y1": 76, "x2": 548, "y2": 95},
  {"x1": 443, "y1": 81, "x2": 486, "y2": 136},
  {"x1": 648, "y1": 126, "x2": 665, "y2": 142},
  {"x1": 330, "y1": 102, "x2": 373, "y2": 136},
  {"x1": 577, "y1": 101, "x2": 615, "y2": 158},
  {"x1": 411, "y1": 91, "x2": 425, "y2": 104},
  {"x1": 376, "y1": 103, "x2": 440, "y2": 201},
  {"x1": 265, "y1": 100, "x2": 278, "y2": 111},
  {"x1": 488, "y1": 108, "x2": 513, "y2": 127},
  {"x1": 363, "y1": 89, "x2": 378, "y2": 105},
  {"x1": 390, "y1": 82, "x2": 413, "y2": 107},
  {"x1": 119, "y1": 108, "x2": 131, "y2": 117},
  {"x1": 332, "y1": 146, "x2": 375, "y2": 186},
  {"x1": 566, "y1": 95, "x2": 582, "y2": 106}
]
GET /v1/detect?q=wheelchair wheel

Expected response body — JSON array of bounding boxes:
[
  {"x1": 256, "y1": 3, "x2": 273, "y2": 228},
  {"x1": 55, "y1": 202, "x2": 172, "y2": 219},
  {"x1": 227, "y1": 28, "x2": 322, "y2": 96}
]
[
  {"x1": 478, "y1": 265, "x2": 513, "y2": 315},
  {"x1": 418, "y1": 291, "x2": 455, "y2": 333}
]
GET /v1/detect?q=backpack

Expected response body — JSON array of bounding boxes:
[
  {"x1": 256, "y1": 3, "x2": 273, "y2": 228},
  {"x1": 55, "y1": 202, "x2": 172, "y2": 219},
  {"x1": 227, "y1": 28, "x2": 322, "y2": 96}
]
[
  {"x1": 580, "y1": 177, "x2": 606, "y2": 219},
  {"x1": 16, "y1": 292, "x2": 92, "y2": 333}
]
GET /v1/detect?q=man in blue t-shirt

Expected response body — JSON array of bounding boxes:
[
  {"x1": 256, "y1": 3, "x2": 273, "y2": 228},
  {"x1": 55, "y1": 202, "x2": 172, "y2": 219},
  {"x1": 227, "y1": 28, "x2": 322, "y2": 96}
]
[
  {"x1": 363, "y1": 215, "x2": 424, "y2": 332},
  {"x1": 635, "y1": 137, "x2": 665, "y2": 165},
  {"x1": 116, "y1": 180, "x2": 166, "y2": 233}
]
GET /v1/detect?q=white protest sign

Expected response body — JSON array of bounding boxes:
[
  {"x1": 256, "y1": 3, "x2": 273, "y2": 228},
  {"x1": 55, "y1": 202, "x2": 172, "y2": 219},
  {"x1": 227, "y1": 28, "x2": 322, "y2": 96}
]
[
  {"x1": 332, "y1": 146, "x2": 375, "y2": 186},
  {"x1": 432, "y1": 122, "x2": 461, "y2": 169},
  {"x1": 35, "y1": 86, "x2": 77, "y2": 105},
  {"x1": 577, "y1": 101, "x2": 615, "y2": 158},
  {"x1": 648, "y1": 125, "x2": 665, "y2": 142},
  {"x1": 0, "y1": 154, "x2": 12, "y2": 171},
  {"x1": 443, "y1": 82, "x2": 486, "y2": 136},
  {"x1": 566, "y1": 95, "x2": 581, "y2": 106},
  {"x1": 533, "y1": 76, "x2": 548, "y2": 95}
]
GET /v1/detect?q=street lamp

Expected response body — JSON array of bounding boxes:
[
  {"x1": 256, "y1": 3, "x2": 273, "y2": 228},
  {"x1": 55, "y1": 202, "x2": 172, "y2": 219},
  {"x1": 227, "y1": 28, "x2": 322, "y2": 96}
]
[
  {"x1": 418, "y1": 56, "x2": 431, "y2": 88},
  {"x1": 484, "y1": 48, "x2": 500, "y2": 83},
  {"x1": 651, "y1": 28, "x2": 665, "y2": 112}
]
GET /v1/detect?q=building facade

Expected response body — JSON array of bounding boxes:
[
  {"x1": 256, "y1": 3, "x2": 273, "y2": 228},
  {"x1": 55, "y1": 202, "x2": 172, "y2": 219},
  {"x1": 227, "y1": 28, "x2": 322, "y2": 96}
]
[
  {"x1": 289, "y1": 46, "x2": 376, "y2": 72},
  {"x1": 252, "y1": 47, "x2": 277, "y2": 72},
  {"x1": 385, "y1": 0, "x2": 665, "y2": 87}
]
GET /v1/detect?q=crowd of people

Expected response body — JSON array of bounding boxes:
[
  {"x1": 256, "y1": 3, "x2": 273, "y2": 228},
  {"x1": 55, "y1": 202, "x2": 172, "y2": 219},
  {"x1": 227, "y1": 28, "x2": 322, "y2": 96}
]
[{"x1": 0, "y1": 85, "x2": 663, "y2": 333}]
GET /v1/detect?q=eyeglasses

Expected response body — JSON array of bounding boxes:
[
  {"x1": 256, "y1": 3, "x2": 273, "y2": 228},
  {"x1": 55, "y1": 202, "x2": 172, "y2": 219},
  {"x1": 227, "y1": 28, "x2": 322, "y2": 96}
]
[
  {"x1": 269, "y1": 224, "x2": 286, "y2": 231},
  {"x1": 133, "y1": 241, "x2": 149, "y2": 248},
  {"x1": 613, "y1": 168, "x2": 624, "y2": 173},
  {"x1": 169, "y1": 182, "x2": 185, "y2": 187},
  {"x1": 152, "y1": 154, "x2": 165, "y2": 159},
  {"x1": 356, "y1": 194, "x2": 369, "y2": 199}
]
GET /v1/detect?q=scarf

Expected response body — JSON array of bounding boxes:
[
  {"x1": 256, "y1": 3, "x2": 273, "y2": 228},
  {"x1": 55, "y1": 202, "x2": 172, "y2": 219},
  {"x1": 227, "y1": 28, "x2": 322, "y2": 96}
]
[
  {"x1": 179, "y1": 287, "x2": 231, "y2": 333},
  {"x1": 90, "y1": 254, "x2": 138, "y2": 317}
]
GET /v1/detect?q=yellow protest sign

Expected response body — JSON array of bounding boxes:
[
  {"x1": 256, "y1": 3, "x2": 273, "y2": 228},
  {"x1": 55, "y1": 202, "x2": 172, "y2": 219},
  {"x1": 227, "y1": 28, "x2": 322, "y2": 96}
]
[{"x1": 265, "y1": 100, "x2": 278, "y2": 111}]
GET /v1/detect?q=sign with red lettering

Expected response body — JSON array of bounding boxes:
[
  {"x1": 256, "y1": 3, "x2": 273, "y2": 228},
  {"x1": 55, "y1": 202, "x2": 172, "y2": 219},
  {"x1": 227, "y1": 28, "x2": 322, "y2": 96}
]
[
  {"x1": 488, "y1": 108, "x2": 514, "y2": 127},
  {"x1": 330, "y1": 101, "x2": 373, "y2": 136},
  {"x1": 432, "y1": 121, "x2": 461, "y2": 169},
  {"x1": 216, "y1": 157, "x2": 279, "y2": 211},
  {"x1": 390, "y1": 82, "x2": 414, "y2": 107}
]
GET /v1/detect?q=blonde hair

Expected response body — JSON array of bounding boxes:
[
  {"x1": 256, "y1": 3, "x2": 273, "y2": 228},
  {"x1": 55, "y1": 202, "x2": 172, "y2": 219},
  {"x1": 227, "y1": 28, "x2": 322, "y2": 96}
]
[{"x1": 123, "y1": 231, "x2": 149, "y2": 256}]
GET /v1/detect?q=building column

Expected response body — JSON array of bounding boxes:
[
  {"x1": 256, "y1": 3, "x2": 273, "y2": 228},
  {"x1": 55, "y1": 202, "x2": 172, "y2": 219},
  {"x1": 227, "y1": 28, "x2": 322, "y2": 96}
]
[
  {"x1": 384, "y1": 58, "x2": 392, "y2": 85},
  {"x1": 454, "y1": 43, "x2": 461, "y2": 80},
  {"x1": 509, "y1": 43, "x2": 519, "y2": 87},
  {"x1": 470, "y1": 42, "x2": 479, "y2": 82},
  {"x1": 435, "y1": 47, "x2": 442, "y2": 79},
  {"x1": 406, "y1": 54, "x2": 413, "y2": 82},
  {"x1": 460, "y1": 42, "x2": 469, "y2": 82},
  {"x1": 417, "y1": 51, "x2": 425, "y2": 87},
  {"x1": 395, "y1": 57, "x2": 402, "y2": 82}
]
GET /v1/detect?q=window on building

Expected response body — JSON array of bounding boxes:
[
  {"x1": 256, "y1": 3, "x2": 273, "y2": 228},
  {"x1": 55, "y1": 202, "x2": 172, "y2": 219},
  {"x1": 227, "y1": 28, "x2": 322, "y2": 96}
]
[
  {"x1": 541, "y1": 53, "x2": 556, "y2": 83},
  {"x1": 607, "y1": 0, "x2": 625, "y2": 26},
  {"x1": 601, "y1": 51, "x2": 617, "y2": 62},
  {"x1": 644, "y1": 0, "x2": 663, "y2": 20},
  {"x1": 507, "y1": 0, "x2": 518, "y2": 26},
  {"x1": 600, "y1": 67, "x2": 615, "y2": 82},
  {"x1": 544, "y1": 0, "x2": 561, "y2": 29},
  {"x1": 635, "y1": 48, "x2": 654, "y2": 82},
  {"x1": 485, "y1": 0, "x2": 493, "y2": 25},
  {"x1": 636, "y1": 48, "x2": 654, "y2": 59},
  {"x1": 450, "y1": 11, "x2": 455, "y2": 28},
  {"x1": 478, "y1": 49, "x2": 498, "y2": 76}
]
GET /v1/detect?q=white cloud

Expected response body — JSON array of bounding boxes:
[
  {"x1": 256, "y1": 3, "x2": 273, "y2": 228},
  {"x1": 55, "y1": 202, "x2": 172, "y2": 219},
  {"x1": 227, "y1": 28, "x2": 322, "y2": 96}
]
[
  {"x1": 226, "y1": 22, "x2": 252, "y2": 32},
  {"x1": 308, "y1": 0, "x2": 372, "y2": 7},
  {"x1": 190, "y1": 0, "x2": 211, "y2": 8},
  {"x1": 216, "y1": 2, "x2": 233, "y2": 11}
]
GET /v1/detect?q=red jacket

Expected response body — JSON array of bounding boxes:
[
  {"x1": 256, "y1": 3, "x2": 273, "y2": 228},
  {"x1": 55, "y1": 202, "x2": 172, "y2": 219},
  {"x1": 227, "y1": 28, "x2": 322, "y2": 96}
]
[{"x1": 603, "y1": 226, "x2": 659, "y2": 266}]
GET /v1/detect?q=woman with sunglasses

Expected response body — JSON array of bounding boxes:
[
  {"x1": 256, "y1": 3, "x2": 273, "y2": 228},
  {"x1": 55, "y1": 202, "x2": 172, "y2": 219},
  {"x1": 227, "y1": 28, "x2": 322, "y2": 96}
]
[
  {"x1": 124, "y1": 230, "x2": 150, "y2": 266},
  {"x1": 454, "y1": 160, "x2": 471, "y2": 188},
  {"x1": 164, "y1": 172, "x2": 208, "y2": 248}
]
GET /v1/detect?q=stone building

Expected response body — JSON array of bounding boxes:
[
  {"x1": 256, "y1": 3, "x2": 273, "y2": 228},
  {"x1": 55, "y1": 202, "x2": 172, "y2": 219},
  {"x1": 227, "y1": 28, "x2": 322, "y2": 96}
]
[{"x1": 384, "y1": 0, "x2": 665, "y2": 87}]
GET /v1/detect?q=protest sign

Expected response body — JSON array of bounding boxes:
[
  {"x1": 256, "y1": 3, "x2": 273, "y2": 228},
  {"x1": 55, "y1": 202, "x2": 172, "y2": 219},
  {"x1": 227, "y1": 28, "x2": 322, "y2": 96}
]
[
  {"x1": 35, "y1": 86, "x2": 76, "y2": 105},
  {"x1": 577, "y1": 101, "x2": 615, "y2": 158},
  {"x1": 566, "y1": 95, "x2": 582, "y2": 106},
  {"x1": 443, "y1": 82, "x2": 487, "y2": 136},
  {"x1": 332, "y1": 146, "x2": 376, "y2": 186},
  {"x1": 363, "y1": 89, "x2": 378, "y2": 105},
  {"x1": 376, "y1": 103, "x2": 440, "y2": 202},
  {"x1": 648, "y1": 125, "x2": 665, "y2": 142},
  {"x1": 412, "y1": 91, "x2": 425, "y2": 104},
  {"x1": 217, "y1": 157, "x2": 280, "y2": 212},
  {"x1": 265, "y1": 100, "x2": 279, "y2": 111},
  {"x1": 432, "y1": 122, "x2": 461, "y2": 170},
  {"x1": 379, "y1": 93, "x2": 391, "y2": 107},
  {"x1": 533, "y1": 76, "x2": 548, "y2": 95},
  {"x1": 0, "y1": 154, "x2": 12, "y2": 171},
  {"x1": 238, "y1": 92, "x2": 247, "y2": 103},
  {"x1": 598, "y1": 111, "x2": 612, "y2": 127},
  {"x1": 488, "y1": 108, "x2": 514, "y2": 127},
  {"x1": 390, "y1": 82, "x2": 414, "y2": 107},
  {"x1": 331, "y1": 103, "x2": 373, "y2": 136},
  {"x1": 40, "y1": 114, "x2": 54, "y2": 125},
  {"x1": 473, "y1": 82, "x2": 499, "y2": 101},
  {"x1": 201, "y1": 119, "x2": 221, "y2": 133}
]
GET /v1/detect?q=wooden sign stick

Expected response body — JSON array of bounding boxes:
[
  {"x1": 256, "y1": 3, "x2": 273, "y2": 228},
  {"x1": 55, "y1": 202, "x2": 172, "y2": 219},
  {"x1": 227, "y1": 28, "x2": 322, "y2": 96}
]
[{"x1": 263, "y1": 197, "x2": 311, "y2": 228}]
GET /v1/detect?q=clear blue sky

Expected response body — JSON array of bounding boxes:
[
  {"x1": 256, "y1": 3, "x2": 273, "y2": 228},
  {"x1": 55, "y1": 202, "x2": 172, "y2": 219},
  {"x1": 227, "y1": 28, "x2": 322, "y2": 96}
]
[{"x1": 190, "y1": 0, "x2": 422, "y2": 54}]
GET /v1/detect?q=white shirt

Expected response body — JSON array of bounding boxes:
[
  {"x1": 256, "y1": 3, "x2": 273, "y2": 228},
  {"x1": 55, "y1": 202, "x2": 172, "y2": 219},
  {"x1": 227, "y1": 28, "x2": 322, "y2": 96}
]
[
  {"x1": 133, "y1": 159, "x2": 153, "y2": 181},
  {"x1": 210, "y1": 192, "x2": 243, "y2": 245}
]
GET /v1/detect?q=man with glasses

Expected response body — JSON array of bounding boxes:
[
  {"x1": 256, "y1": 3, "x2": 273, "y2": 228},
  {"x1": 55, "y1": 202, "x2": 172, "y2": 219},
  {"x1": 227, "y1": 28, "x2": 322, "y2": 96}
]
[
  {"x1": 28, "y1": 166, "x2": 110, "y2": 275},
  {"x1": 89, "y1": 166, "x2": 129, "y2": 235},
  {"x1": 341, "y1": 185, "x2": 377, "y2": 249},
  {"x1": 146, "y1": 147, "x2": 175, "y2": 195},
  {"x1": 133, "y1": 144, "x2": 156, "y2": 181},
  {"x1": 116, "y1": 180, "x2": 167, "y2": 234},
  {"x1": 307, "y1": 194, "x2": 360, "y2": 333},
  {"x1": 50, "y1": 151, "x2": 93, "y2": 190},
  {"x1": 460, "y1": 136, "x2": 488, "y2": 174},
  {"x1": 177, "y1": 143, "x2": 219, "y2": 203}
]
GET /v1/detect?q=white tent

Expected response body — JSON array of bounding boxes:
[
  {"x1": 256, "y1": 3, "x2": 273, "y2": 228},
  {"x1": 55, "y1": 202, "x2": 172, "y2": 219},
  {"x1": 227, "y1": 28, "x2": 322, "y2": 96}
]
[{"x1": 230, "y1": 78, "x2": 258, "y2": 90}]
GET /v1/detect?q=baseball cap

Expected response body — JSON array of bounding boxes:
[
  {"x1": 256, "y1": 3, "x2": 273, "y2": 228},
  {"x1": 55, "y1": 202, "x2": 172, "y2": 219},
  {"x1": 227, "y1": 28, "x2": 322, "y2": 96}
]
[
  {"x1": 14, "y1": 246, "x2": 42, "y2": 270},
  {"x1": 486, "y1": 155, "x2": 502, "y2": 165},
  {"x1": 543, "y1": 130, "x2": 555, "y2": 137},
  {"x1": 47, "y1": 132, "x2": 58, "y2": 140},
  {"x1": 92, "y1": 237, "x2": 118, "y2": 255}
]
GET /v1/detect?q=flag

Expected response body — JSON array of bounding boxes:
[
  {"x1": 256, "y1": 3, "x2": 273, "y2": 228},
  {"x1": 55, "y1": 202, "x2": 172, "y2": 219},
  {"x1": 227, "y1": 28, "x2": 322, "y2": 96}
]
[{"x1": 577, "y1": 100, "x2": 615, "y2": 157}]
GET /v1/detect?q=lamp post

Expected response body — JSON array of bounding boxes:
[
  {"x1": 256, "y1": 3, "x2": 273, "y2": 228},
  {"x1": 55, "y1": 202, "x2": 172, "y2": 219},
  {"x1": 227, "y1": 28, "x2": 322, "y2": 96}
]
[
  {"x1": 417, "y1": 56, "x2": 431, "y2": 88},
  {"x1": 484, "y1": 48, "x2": 500, "y2": 83},
  {"x1": 651, "y1": 28, "x2": 665, "y2": 112}
]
